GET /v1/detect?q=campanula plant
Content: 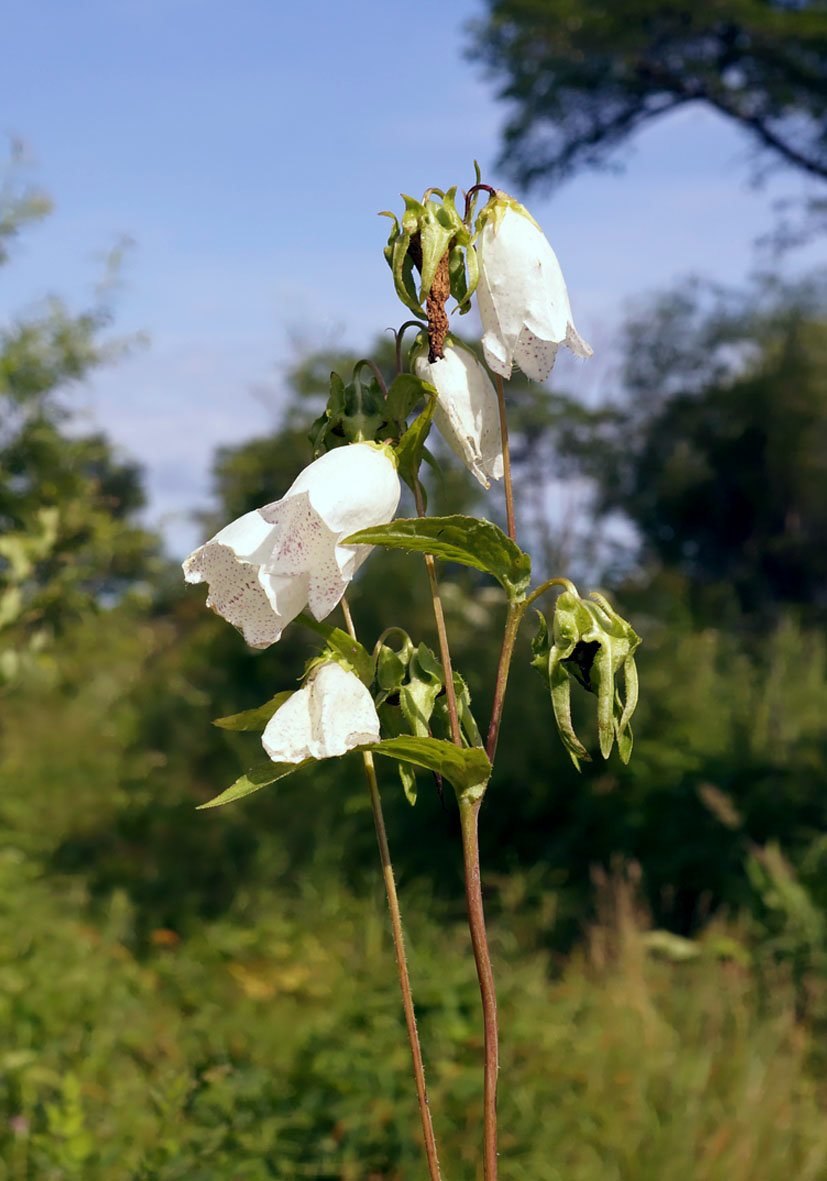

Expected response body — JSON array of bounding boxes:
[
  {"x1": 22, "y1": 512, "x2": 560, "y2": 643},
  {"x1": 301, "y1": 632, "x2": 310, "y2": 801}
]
[{"x1": 184, "y1": 171, "x2": 641, "y2": 1181}]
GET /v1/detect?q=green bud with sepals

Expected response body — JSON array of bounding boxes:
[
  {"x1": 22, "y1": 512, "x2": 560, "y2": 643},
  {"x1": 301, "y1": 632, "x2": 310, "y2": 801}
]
[
  {"x1": 380, "y1": 186, "x2": 477, "y2": 318},
  {"x1": 532, "y1": 586, "x2": 641, "y2": 768}
]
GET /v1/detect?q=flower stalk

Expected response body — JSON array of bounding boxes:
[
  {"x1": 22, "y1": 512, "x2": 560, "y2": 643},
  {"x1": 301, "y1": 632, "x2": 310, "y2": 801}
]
[
  {"x1": 341, "y1": 596, "x2": 443, "y2": 1181},
  {"x1": 460, "y1": 795, "x2": 499, "y2": 1181}
]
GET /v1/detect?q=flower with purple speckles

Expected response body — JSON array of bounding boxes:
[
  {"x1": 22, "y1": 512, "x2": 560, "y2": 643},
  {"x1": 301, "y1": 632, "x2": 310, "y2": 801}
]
[
  {"x1": 475, "y1": 192, "x2": 592, "y2": 382},
  {"x1": 413, "y1": 336, "x2": 504, "y2": 489},
  {"x1": 183, "y1": 442, "x2": 400, "y2": 648},
  {"x1": 262, "y1": 660, "x2": 380, "y2": 762}
]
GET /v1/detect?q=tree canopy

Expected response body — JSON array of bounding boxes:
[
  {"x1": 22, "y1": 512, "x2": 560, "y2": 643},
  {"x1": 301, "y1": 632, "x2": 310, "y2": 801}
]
[{"x1": 468, "y1": 1, "x2": 827, "y2": 189}]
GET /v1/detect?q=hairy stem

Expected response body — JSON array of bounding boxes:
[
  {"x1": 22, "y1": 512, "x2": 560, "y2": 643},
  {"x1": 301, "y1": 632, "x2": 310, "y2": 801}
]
[
  {"x1": 524, "y1": 576, "x2": 577, "y2": 610},
  {"x1": 485, "y1": 602, "x2": 523, "y2": 764},
  {"x1": 341, "y1": 599, "x2": 442, "y2": 1181},
  {"x1": 460, "y1": 796, "x2": 499, "y2": 1180}
]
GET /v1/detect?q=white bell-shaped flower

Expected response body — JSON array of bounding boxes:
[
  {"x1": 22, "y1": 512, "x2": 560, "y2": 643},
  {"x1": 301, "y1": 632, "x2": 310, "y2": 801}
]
[
  {"x1": 476, "y1": 194, "x2": 593, "y2": 382},
  {"x1": 183, "y1": 442, "x2": 400, "y2": 649},
  {"x1": 413, "y1": 338, "x2": 504, "y2": 489},
  {"x1": 262, "y1": 661, "x2": 381, "y2": 763}
]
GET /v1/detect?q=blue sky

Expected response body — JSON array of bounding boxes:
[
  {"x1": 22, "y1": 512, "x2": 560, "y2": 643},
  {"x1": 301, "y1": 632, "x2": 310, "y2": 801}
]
[{"x1": 4, "y1": 0, "x2": 825, "y2": 554}]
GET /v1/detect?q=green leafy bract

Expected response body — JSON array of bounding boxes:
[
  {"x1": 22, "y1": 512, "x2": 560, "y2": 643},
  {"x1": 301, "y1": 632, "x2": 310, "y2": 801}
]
[
  {"x1": 212, "y1": 691, "x2": 294, "y2": 732},
  {"x1": 345, "y1": 515, "x2": 531, "y2": 602},
  {"x1": 394, "y1": 386, "x2": 437, "y2": 492},
  {"x1": 295, "y1": 614, "x2": 374, "y2": 686},
  {"x1": 197, "y1": 760, "x2": 311, "y2": 809},
  {"x1": 532, "y1": 589, "x2": 641, "y2": 767},
  {"x1": 365, "y1": 736, "x2": 490, "y2": 804}
]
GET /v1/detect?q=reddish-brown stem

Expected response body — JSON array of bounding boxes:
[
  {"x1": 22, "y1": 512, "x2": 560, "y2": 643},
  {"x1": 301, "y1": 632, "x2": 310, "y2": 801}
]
[
  {"x1": 464, "y1": 182, "x2": 497, "y2": 222},
  {"x1": 460, "y1": 796, "x2": 499, "y2": 1179},
  {"x1": 485, "y1": 602, "x2": 523, "y2": 765},
  {"x1": 341, "y1": 599, "x2": 442, "y2": 1181}
]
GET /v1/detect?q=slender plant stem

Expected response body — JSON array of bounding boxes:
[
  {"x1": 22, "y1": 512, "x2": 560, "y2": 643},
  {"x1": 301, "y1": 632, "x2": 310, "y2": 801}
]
[
  {"x1": 524, "y1": 576, "x2": 577, "y2": 609},
  {"x1": 460, "y1": 796, "x2": 499, "y2": 1180},
  {"x1": 495, "y1": 375, "x2": 517, "y2": 543},
  {"x1": 354, "y1": 357, "x2": 389, "y2": 397},
  {"x1": 340, "y1": 598, "x2": 442, "y2": 1181},
  {"x1": 485, "y1": 603, "x2": 524, "y2": 765},
  {"x1": 412, "y1": 478, "x2": 462, "y2": 747}
]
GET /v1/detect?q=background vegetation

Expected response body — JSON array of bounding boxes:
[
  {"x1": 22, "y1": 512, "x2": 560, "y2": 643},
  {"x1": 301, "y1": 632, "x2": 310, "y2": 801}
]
[{"x1": 3, "y1": 4, "x2": 827, "y2": 1172}]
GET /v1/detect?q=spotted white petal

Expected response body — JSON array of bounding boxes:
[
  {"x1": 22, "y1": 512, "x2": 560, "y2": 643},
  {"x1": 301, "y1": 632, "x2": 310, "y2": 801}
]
[
  {"x1": 414, "y1": 340, "x2": 504, "y2": 488},
  {"x1": 261, "y1": 661, "x2": 381, "y2": 763},
  {"x1": 477, "y1": 199, "x2": 592, "y2": 382},
  {"x1": 183, "y1": 442, "x2": 401, "y2": 648}
]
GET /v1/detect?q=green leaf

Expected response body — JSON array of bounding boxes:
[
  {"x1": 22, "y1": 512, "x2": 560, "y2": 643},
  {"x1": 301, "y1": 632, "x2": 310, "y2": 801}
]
[
  {"x1": 550, "y1": 663, "x2": 590, "y2": 770},
  {"x1": 530, "y1": 610, "x2": 550, "y2": 679},
  {"x1": 212, "y1": 690, "x2": 293, "y2": 732},
  {"x1": 395, "y1": 395, "x2": 436, "y2": 492},
  {"x1": 399, "y1": 643, "x2": 443, "y2": 737},
  {"x1": 453, "y1": 671, "x2": 482, "y2": 748},
  {"x1": 345, "y1": 515, "x2": 531, "y2": 601},
  {"x1": 295, "y1": 615, "x2": 374, "y2": 685},
  {"x1": 376, "y1": 644, "x2": 407, "y2": 693},
  {"x1": 386, "y1": 373, "x2": 429, "y2": 424},
  {"x1": 364, "y1": 735, "x2": 490, "y2": 803},
  {"x1": 197, "y1": 760, "x2": 310, "y2": 810},
  {"x1": 398, "y1": 761, "x2": 418, "y2": 806}
]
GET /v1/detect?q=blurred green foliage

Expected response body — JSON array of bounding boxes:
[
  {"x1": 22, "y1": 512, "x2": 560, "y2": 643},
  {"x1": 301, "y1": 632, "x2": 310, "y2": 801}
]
[{"x1": 2, "y1": 182, "x2": 827, "y2": 1175}]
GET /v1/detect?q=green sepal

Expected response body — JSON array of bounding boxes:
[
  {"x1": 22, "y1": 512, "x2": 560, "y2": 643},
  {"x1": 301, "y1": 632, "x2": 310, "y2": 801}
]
[
  {"x1": 542, "y1": 588, "x2": 641, "y2": 764},
  {"x1": 197, "y1": 760, "x2": 311, "y2": 810},
  {"x1": 377, "y1": 701, "x2": 419, "y2": 804},
  {"x1": 212, "y1": 690, "x2": 294, "y2": 732},
  {"x1": 398, "y1": 762, "x2": 418, "y2": 806},
  {"x1": 309, "y1": 368, "x2": 389, "y2": 455},
  {"x1": 344, "y1": 515, "x2": 531, "y2": 602},
  {"x1": 448, "y1": 229, "x2": 479, "y2": 313},
  {"x1": 393, "y1": 380, "x2": 437, "y2": 491},
  {"x1": 550, "y1": 662, "x2": 590, "y2": 770},
  {"x1": 295, "y1": 614, "x2": 375, "y2": 686},
  {"x1": 376, "y1": 644, "x2": 407, "y2": 696},
  {"x1": 530, "y1": 609, "x2": 550, "y2": 677},
  {"x1": 393, "y1": 201, "x2": 425, "y2": 316},
  {"x1": 399, "y1": 642, "x2": 443, "y2": 737},
  {"x1": 365, "y1": 735, "x2": 490, "y2": 804},
  {"x1": 453, "y1": 671, "x2": 482, "y2": 748},
  {"x1": 385, "y1": 372, "x2": 430, "y2": 425},
  {"x1": 614, "y1": 689, "x2": 634, "y2": 765}
]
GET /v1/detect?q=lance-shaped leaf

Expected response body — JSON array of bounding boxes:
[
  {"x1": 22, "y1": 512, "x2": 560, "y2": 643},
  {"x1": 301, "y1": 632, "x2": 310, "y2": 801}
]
[
  {"x1": 345, "y1": 515, "x2": 531, "y2": 601},
  {"x1": 385, "y1": 372, "x2": 431, "y2": 426},
  {"x1": 551, "y1": 662, "x2": 591, "y2": 769},
  {"x1": 213, "y1": 690, "x2": 294, "y2": 732},
  {"x1": 380, "y1": 211, "x2": 422, "y2": 316},
  {"x1": 197, "y1": 759, "x2": 311, "y2": 810},
  {"x1": 364, "y1": 735, "x2": 491, "y2": 804},
  {"x1": 394, "y1": 390, "x2": 437, "y2": 493},
  {"x1": 531, "y1": 612, "x2": 590, "y2": 769},
  {"x1": 377, "y1": 702, "x2": 419, "y2": 805}
]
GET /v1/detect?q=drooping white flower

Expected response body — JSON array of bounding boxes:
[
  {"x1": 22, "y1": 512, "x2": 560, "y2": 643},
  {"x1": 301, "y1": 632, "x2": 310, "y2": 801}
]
[
  {"x1": 476, "y1": 193, "x2": 593, "y2": 382},
  {"x1": 413, "y1": 338, "x2": 504, "y2": 489},
  {"x1": 183, "y1": 442, "x2": 400, "y2": 649},
  {"x1": 262, "y1": 661, "x2": 381, "y2": 763}
]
